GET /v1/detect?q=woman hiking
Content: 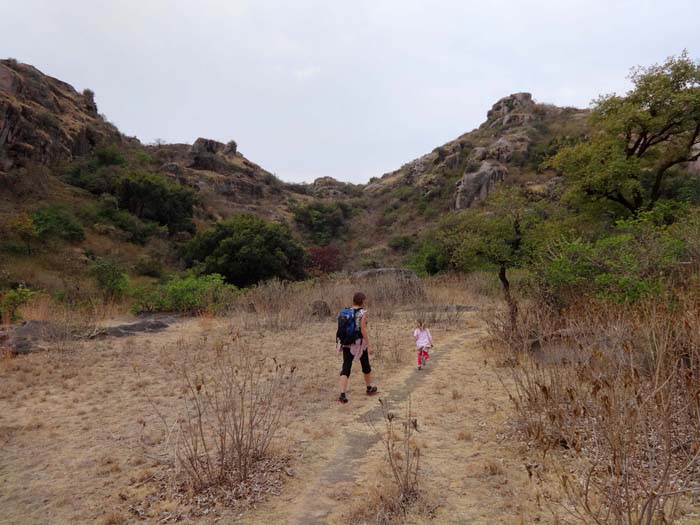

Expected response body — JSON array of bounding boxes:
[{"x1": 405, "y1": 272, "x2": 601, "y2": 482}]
[{"x1": 337, "y1": 292, "x2": 378, "y2": 404}]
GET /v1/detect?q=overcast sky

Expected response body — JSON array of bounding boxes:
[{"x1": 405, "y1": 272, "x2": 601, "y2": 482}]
[{"x1": 2, "y1": 1, "x2": 699, "y2": 183}]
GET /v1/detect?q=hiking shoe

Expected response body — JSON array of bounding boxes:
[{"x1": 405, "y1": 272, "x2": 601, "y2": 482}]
[
  {"x1": 366, "y1": 386, "x2": 378, "y2": 396},
  {"x1": 338, "y1": 393, "x2": 348, "y2": 404}
]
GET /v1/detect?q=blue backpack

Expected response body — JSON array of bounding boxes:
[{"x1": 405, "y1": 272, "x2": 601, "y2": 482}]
[{"x1": 337, "y1": 307, "x2": 362, "y2": 346}]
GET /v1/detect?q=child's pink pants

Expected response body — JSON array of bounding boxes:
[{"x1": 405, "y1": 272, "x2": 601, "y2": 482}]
[{"x1": 417, "y1": 346, "x2": 430, "y2": 365}]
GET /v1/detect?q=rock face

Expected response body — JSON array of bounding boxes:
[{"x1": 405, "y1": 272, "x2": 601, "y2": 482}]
[
  {"x1": 486, "y1": 92, "x2": 535, "y2": 127},
  {"x1": 191, "y1": 137, "x2": 225, "y2": 156},
  {"x1": 372, "y1": 92, "x2": 588, "y2": 214},
  {"x1": 455, "y1": 160, "x2": 507, "y2": 210},
  {"x1": 451, "y1": 94, "x2": 537, "y2": 209},
  {"x1": 0, "y1": 59, "x2": 122, "y2": 172},
  {"x1": 311, "y1": 176, "x2": 358, "y2": 198}
]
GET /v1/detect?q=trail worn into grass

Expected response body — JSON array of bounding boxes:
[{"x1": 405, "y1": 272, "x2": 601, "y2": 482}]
[
  {"x1": 1, "y1": 312, "x2": 546, "y2": 524},
  {"x1": 271, "y1": 318, "x2": 547, "y2": 525}
]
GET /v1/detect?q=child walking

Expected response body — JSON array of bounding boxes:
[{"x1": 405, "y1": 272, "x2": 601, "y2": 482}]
[{"x1": 413, "y1": 320, "x2": 433, "y2": 370}]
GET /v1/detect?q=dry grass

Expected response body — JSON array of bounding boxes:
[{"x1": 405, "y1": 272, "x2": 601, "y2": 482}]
[
  {"x1": 497, "y1": 293, "x2": 700, "y2": 524},
  {"x1": 0, "y1": 273, "x2": 484, "y2": 523}
]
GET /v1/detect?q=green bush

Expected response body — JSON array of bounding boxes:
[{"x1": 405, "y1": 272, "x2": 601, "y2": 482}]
[
  {"x1": 63, "y1": 157, "x2": 121, "y2": 196},
  {"x1": 95, "y1": 145, "x2": 125, "y2": 167},
  {"x1": 90, "y1": 259, "x2": 129, "y2": 300},
  {"x1": 134, "y1": 256, "x2": 164, "y2": 278},
  {"x1": 0, "y1": 286, "x2": 34, "y2": 322},
  {"x1": 32, "y1": 205, "x2": 85, "y2": 242},
  {"x1": 540, "y1": 214, "x2": 685, "y2": 303},
  {"x1": 183, "y1": 214, "x2": 307, "y2": 287},
  {"x1": 116, "y1": 171, "x2": 196, "y2": 234},
  {"x1": 132, "y1": 274, "x2": 237, "y2": 314},
  {"x1": 388, "y1": 235, "x2": 415, "y2": 252},
  {"x1": 80, "y1": 201, "x2": 158, "y2": 244},
  {"x1": 293, "y1": 201, "x2": 352, "y2": 246}
]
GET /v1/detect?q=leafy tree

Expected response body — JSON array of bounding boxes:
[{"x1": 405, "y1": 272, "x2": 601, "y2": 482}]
[
  {"x1": 9, "y1": 213, "x2": 38, "y2": 255},
  {"x1": 540, "y1": 211, "x2": 685, "y2": 303},
  {"x1": 116, "y1": 171, "x2": 196, "y2": 234},
  {"x1": 293, "y1": 201, "x2": 351, "y2": 246},
  {"x1": 449, "y1": 189, "x2": 549, "y2": 335},
  {"x1": 184, "y1": 214, "x2": 307, "y2": 287},
  {"x1": 553, "y1": 52, "x2": 700, "y2": 214}
]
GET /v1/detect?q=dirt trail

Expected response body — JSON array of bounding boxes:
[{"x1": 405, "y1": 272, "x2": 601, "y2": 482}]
[{"x1": 272, "y1": 320, "x2": 545, "y2": 525}]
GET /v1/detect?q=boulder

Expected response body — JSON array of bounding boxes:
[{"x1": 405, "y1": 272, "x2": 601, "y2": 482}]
[
  {"x1": 3, "y1": 320, "x2": 56, "y2": 354},
  {"x1": 486, "y1": 92, "x2": 534, "y2": 125},
  {"x1": 487, "y1": 136, "x2": 530, "y2": 163},
  {"x1": 455, "y1": 160, "x2": 507, "y2": 210},
  {"x1": 100, "y1": 317, "x2": 172, "y2": 338},
  {"x1": 191, "y1": 137, "x2": 225, "y2": 156},
  {"x1": 224, "y1": 140, "x2": 237, "y2": 156},
  {"x1": 311, "y1": 300, "x2": 331, "y2": 319},
  {"x1": 159, "y1": 162, "x2": 182, "y2": 175}
]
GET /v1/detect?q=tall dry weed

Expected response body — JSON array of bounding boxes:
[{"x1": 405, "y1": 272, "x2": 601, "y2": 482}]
[
  {"x1": 502, "y1": 295, "x2": 700, "y2": 524},
  {"x1": 175, "y1": 335, "x2": 296, "y2": 490},
  {"x1": 356, "y1": 397, "x2": 422, "y2": 524}
]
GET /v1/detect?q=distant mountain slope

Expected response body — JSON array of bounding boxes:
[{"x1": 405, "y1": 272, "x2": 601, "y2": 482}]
[
  {"x1": 349, "y1": 93, "x2": 589, "y2": 267},
  {"x1": 0, "y1": 59, "x2": 591, "y2": 285}
]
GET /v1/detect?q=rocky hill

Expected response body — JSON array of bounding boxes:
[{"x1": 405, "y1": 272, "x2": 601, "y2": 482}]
[
  {"x1": 0, "y1": 59, "x2": 122, "y2": 171},
  {"x1": 347, "y1": 92, "x2": 589, "y2": 266},
  {"x1": 367, "y1": 92, "x2": 589, "y2": 209},
  {"x1": 0, "y1": 59, "x2": 590, "y2": 285}
]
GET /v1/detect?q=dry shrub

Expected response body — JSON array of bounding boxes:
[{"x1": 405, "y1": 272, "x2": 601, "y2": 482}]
[
  {"x1": 365, "y1": 397, "x2": 421, "y2": 517},
  {"x1": 235, "y1": 273, "x2": 453, "y2": 332},
  {"x1": 15, "y1": 293, "x2": 123, "y2": 350},
  {"x1": 504, "y1": 295, "x2": 700, "y2": 524},
  {"x1": 176, "y1": 336, "x2": 296, "y2": 493}
]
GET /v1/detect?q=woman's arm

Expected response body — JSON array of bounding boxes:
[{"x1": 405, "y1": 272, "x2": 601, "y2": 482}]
[{"x1": 361, "y1": 312, "x2": 371, "y2": 352}]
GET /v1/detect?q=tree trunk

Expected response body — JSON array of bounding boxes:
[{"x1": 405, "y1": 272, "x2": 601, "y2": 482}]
[{"x1": 498, "y1": 265, "x2": 518, "y2": 340}]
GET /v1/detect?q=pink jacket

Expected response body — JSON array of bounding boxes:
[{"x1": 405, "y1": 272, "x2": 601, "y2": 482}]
[{"x1": 413, "y1": 328, "x2": 433, "y2": 349}]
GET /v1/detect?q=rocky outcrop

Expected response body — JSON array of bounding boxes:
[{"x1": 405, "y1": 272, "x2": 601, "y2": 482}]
[
  {"x1": 455, "y1": 160, "x2": 507, "y2": 210},
  {"x1": 486, "y1": 92, "x2": 535, "y2": 128},
  {"x1": 311, "y1": 176, "x2": 359, "y2": 198},
  {"x1": 450, "y1": 95, "x2": 538, "y2": 209},
  {"x1": 0, "y1": 59, "x2": 122, "y2": 172}
]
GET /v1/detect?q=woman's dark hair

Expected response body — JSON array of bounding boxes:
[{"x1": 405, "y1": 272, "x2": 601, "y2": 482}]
[{"x1": 353, "y1": 292, "x2": 366, "y2": 306}]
